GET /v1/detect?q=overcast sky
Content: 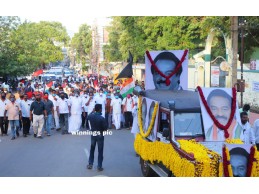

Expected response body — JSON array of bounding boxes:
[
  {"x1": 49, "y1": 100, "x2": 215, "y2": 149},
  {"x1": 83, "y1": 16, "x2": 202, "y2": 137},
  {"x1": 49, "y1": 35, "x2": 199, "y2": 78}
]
[{"x1": 20, "y1": 16, "x2": 112, "y2": 37}]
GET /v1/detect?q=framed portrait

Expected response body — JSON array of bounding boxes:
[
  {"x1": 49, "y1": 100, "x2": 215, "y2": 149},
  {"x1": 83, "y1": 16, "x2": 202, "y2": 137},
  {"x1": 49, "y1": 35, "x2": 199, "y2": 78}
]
[
  {"x1": 140, "y1": 97, "x2": 159, "y2": 141},
  {"x1": 145, "y1": 50, "x2": 188, "y2": 91},
  {"x1": 197, "y1": 87, "x2": 241, "y2": 141},
  {"x1": 223, "y1": 144, "x2": 253, "y2": 177}
]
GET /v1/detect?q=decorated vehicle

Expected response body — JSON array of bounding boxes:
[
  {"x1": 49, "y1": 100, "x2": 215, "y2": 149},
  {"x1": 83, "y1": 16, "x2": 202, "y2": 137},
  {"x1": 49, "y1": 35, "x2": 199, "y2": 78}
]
[
  {"x1": 134, "y1": 49, "x2": 259, "y2": 177},
  {"x1": 134, "y1": 88, "x2": 259, "y2": 177}
]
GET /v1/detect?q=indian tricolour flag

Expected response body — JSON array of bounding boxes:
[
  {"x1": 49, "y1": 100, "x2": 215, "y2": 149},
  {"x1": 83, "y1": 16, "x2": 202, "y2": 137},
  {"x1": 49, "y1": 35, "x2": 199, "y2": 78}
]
[{"x1": 120, "y1": 78, "x2": 135, "y2": 98}]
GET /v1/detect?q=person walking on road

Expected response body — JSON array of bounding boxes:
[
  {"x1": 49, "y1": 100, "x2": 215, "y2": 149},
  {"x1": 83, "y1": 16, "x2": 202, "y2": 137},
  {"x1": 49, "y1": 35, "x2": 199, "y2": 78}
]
[
  {"x1": 57, "y1": 92, "x2": 70, "y2": 135},
  {"x1": 0, "y1": 92, "x2": 10, "y2": 136},
  {"x1": 30, "y1": 93, "x2": 47, "y2": 139},
  {"x1": 87, "y1": 104, "x2": 108, "y2": 172},
  {"x1": 20, "y1": 94, "x2": 32, "y2": 137},
  {"x1": 4, "y1": 94, "x2": 22, "y2": 140}
]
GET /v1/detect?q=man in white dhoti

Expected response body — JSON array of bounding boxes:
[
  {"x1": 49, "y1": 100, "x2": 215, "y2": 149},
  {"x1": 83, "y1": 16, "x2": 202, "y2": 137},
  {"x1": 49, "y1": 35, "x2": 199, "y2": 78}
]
[
  {"x1": 94, "y1": 88, "x2": 106, "y2": 118},
  {"x1": 131, "y1": 94, "x2": 139, "y2": 137},
  {"x1": 68, "y1": 90, "x2": 85, "y2": 133},
  {"x1": 110, "y1": 95, "x2": 122, "y2": 130}
]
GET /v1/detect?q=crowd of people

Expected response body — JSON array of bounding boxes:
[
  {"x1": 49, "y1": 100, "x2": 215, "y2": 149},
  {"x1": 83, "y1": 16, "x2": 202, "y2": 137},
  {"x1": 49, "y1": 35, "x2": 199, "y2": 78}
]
[{"x1": 0, "y1": 75, "x2": 143, "y2": 140}]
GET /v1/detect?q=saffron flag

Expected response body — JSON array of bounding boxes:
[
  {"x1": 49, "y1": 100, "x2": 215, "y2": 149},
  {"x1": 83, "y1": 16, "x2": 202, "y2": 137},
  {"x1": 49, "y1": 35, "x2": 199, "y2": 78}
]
[
  {"x1": 120, "y1": 77, "x2": 135, "y2": 98},
  {"x1": 46, "y1": 81, "x2": 53, "y2": 88}
]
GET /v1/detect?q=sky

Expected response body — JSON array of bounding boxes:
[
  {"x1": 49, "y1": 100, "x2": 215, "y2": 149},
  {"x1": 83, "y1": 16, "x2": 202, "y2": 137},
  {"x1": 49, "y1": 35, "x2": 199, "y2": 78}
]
[{"x1": 20, "y1": 16, "x2": 112, "y2": 37}]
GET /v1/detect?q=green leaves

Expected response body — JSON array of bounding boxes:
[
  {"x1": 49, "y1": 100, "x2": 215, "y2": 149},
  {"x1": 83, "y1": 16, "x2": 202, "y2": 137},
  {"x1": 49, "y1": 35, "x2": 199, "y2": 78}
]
[
  {"x1": 70, "y1": 24, "x2": 92, "y2": 67},
  {"x1": 0, "y1": 18, "x2": 70, "y2": 77}
]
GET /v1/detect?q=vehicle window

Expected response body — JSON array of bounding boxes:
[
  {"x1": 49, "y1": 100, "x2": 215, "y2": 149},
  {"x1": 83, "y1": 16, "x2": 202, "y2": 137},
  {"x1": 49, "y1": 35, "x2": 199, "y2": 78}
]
[
  {"x1": 159, "y1": 112, "x2": 170, "y2": 133},
  {"x1": 174, "y1": 113, "x2": 203, "y2": 136}
]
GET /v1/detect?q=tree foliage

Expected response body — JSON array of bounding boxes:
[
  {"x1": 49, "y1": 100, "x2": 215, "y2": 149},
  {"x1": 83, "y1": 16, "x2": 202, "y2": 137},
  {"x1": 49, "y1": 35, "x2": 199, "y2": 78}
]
[
  {"x1": 104, "y1": 16, "x2": 259, "y2": 64},
  {"x1": 0, "y1": 17, "x2": 70, "y2": 77},
  {"x1": 70, "y1": 24, "x2": 92, "y2": 69}
]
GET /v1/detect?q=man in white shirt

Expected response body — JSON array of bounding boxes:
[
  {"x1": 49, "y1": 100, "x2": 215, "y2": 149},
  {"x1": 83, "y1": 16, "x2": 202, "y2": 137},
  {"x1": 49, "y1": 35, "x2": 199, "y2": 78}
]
[
  {"x1": 240, "y1": 111, "x2": 255, "y2": 144},
  {"x1": 49, "y1": 90, "x2": 61, "y2": 130},
  {"x1": 68, "y1": 90, "x2": 85, "y2": 133},
  {"x1": 57, "y1": 92, "x2": 70, "y2": 135},
  {"x1": 110, "y1": 95, "x2": 122, "y2": 130},
  {"x1": 86, "y1": 91, "x2": 96, "y2": 116},
  {"x1": 81, "y1": 91, "x2": 89, "y2": 129},
  {"x1": 0, "y1": 92, "x2": 10, "y2": 136},
  {"x1": 131, "y1": 94, "x2": 139, "y2": 137},
  {"x1": 94, "y1": 88, "x2": 106, "y2": 118},
  {"x1": 122, "y1": 94, "x2": 134, "y2": 130},
  {"x1": 20, "y1": 94, "x2": 32, "y2": 137}
]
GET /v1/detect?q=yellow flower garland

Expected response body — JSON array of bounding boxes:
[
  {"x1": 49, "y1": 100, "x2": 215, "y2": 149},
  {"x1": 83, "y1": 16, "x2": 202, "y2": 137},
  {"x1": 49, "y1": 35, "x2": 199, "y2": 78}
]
[
  {"x1": 134, "y1": 134, "x2": 195, "y2": 177},
  {"x1": 251, "y1": 146, "x2": 259, "y2": 177},
  {"x1": 138, "y1": 96, "x2": 159, "y2": 138},
  {"x1": 225, "y1": 138, "x2": 244, "y2": 144}
]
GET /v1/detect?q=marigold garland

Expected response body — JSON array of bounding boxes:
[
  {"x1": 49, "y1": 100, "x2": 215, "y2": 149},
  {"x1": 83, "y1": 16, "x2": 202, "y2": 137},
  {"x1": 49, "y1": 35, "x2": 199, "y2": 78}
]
[
  {"x1": 197, "y1": 86, "x2": 237, "y2": 138},
  {"x1": 138, "y1": 96, "x2": 159, "y2": 138},
  {"x1": 225, "y1": 139, "x2": 244, "y2": 144},
  {"x1": 251, "y1": 146, "x2": 259, "y2": 177},
  {"x1": 134, "y1": 134, "x2": 195, "y2": 177}
]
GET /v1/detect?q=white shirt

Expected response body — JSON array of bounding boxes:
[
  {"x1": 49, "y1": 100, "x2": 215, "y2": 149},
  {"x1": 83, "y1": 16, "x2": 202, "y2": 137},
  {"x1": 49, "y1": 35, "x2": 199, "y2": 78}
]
[
  {"x1": 122, "y1": 97, "x2": 134, "y2": 112},
  {"x1": 0, "y1": 99, "x2": 10, "y2": 116},
  {"x1": 240, "y1": 122, "x2": 255, "y2": 144},
  {"x1": 49, "y1": 95, "x2": 60, "y2": 110},
  {"x1": 70, "y1": 96, "x2": 84, "y2": 115},
  {"x1": 111, "y1": 98, "x2": 122, "y2": 114},
  {"x1": 57, "y1": 98, "x2": 70, "y2": 114},
  {"x1": 81, "y1": 95, "x2": 89, "y2": 113},
  {"x1": 20, "y1": 99, "x2": 32, "y2": 117},
  {"x1": 87, "y1": 96, "x2": 96, "y2": 114},
  {"x1": 94, "y1": 94, "x2": 106, "y2": 106}
]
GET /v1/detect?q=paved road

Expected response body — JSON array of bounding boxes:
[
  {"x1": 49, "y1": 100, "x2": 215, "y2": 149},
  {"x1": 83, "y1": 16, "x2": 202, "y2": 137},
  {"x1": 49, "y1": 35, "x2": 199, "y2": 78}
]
[{"x1": 0, "y1": 128, "x2": 142, "y2": 177}]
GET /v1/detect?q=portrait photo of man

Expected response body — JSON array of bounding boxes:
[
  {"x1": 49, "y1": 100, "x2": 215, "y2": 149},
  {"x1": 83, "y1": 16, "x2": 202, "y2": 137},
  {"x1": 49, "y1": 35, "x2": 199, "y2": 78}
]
[
  {"x1": 199, "y1": 88, "x2": 242, "y2": 141},
  {"x1": 229, "y1": 146, "x2": 250, "y2": 177},
  {"x1": 145, "y1": 50, "x2": 188, "y2": 91}
]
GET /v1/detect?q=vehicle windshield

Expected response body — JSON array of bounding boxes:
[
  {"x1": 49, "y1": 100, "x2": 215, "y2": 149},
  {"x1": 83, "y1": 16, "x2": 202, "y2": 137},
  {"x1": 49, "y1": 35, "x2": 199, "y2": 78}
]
[{"x1": 174, "y1": 113, "x2": 203, "y2": 137}]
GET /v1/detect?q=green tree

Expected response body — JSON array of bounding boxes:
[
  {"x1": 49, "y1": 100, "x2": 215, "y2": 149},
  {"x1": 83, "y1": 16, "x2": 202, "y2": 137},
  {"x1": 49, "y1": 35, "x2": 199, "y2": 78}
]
[
  {"x1": 70, "y1": 24, "x2": 92, "y2": 70},
  {"x1": 10, "y1": 21, "x2": 70, "y2": 75},
  {"x1": 0, "y1": 16, "x2": 21, "y2": 78}
]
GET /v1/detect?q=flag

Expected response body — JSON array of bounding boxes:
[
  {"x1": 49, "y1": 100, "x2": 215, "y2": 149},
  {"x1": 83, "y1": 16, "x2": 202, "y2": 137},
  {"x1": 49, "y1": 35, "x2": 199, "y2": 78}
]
[
  {"x1": 32, "y1": 69, "x2": 43, "y2": 76},
  {"x1": 46, "y1": 81, "x2": 53, "y2": 88},
  {"x1": 115, "y1": 51, "x2": 133, "y2": 80},
  {"x1": 120, "y1": 78, "x2": 135, "y2": 98}
]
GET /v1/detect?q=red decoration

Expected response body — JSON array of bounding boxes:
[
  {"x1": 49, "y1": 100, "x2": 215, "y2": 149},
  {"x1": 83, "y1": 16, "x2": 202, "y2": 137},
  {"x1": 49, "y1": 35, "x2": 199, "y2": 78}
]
[
  {"x1": 197, "y1": 86, "x2": 237, "y2": 138},
  {"x1": 247, "y1": 146, "x2": 256, "y2": 177},
  {"x1": 146, "y1": 50, "x2": 188, "y2": 86},
  {"x1": 222, "y1": 146, "x2": 230, "y2": 177}
]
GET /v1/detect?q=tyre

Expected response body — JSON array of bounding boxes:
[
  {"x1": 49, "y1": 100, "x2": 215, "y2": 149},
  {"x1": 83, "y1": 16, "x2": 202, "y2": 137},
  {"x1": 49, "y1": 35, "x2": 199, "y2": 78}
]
[{"x1": 140, "y1": 158, "x2": 156, "y2": 177}]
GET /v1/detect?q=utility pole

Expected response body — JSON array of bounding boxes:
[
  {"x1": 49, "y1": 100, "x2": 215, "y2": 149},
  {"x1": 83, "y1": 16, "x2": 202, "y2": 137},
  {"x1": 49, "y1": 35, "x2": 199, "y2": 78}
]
[
  {"x1": 231, "y1": 16, "x2": 238, "y2": 88},
  {"x1": 240, "y1": 17, "x2": 245, "y2": 108}
]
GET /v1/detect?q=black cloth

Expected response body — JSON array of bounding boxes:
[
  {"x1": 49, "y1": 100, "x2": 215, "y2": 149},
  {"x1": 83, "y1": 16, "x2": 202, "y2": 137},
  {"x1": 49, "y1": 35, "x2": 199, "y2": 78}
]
[
  {"x1": 88, "y1": 112, "x2": 107, "y2": 136},
  {"x1": 81, "y1": 112, "x2": 88, "y2": 128},
  {"x1": 30, "y1": 100, "x2": 45, "y2": 115},
  {"x1": 0, "y1": 117, "x2": 8, "y2": 134},
  {"x1": 22, "y1": 117, "x2": 30, "y2": 135},
  {"x1": 124, "y1": 111, "x2": 133, "y2": 128}
]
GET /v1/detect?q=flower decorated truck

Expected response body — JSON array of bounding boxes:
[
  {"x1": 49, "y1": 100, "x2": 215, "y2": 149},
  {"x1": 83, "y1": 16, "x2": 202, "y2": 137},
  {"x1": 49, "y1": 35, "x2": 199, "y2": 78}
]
[{"x1": 134, "y1": 88, "x2": 259, "y2": 177}]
